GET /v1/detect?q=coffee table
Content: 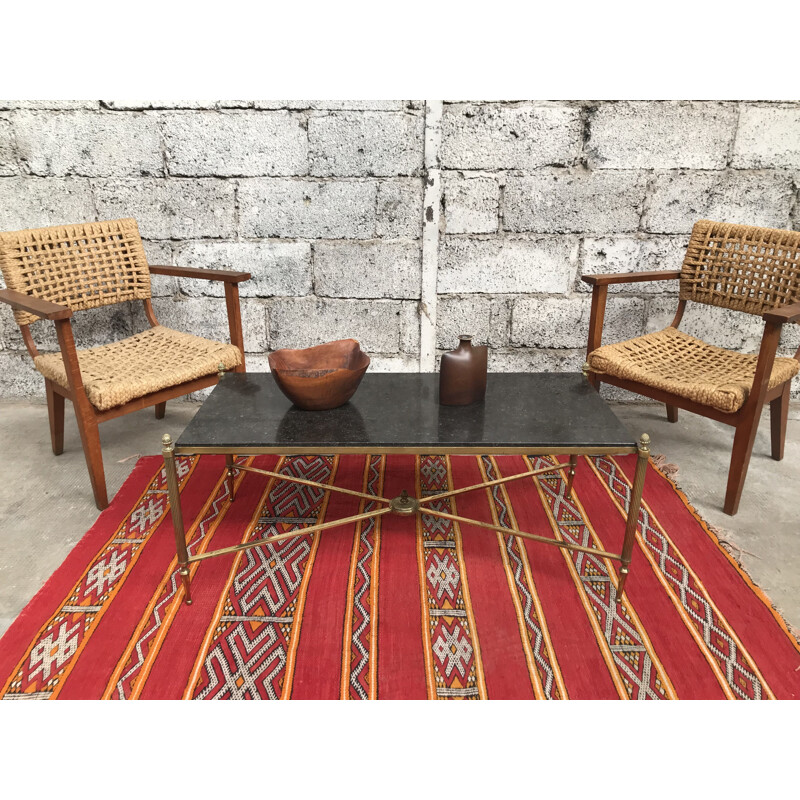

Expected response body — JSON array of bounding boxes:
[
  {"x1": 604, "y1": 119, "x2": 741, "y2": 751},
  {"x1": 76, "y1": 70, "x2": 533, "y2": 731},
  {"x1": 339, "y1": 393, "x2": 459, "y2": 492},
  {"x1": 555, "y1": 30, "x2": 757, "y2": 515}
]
[{"x1": 161, "y1": 371, "x2": 650, "y2": 606}]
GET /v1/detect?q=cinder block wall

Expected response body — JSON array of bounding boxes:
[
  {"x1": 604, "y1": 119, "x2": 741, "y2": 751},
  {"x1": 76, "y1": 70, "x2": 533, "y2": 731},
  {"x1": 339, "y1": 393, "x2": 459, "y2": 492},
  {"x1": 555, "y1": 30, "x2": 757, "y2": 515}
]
[{"x1": 1, "y1": 100, "x2": 798, "y2": 400}]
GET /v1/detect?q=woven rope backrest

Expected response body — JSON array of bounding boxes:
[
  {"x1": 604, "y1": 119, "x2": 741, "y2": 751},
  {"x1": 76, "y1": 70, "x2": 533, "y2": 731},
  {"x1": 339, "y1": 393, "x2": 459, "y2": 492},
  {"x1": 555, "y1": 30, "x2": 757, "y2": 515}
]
[
  {"x1": 680, "y1": 220, "x2": 800, "y2": 319},
  {"x1": 0, "y1": 218, "x2": 151, "y2": 326}
]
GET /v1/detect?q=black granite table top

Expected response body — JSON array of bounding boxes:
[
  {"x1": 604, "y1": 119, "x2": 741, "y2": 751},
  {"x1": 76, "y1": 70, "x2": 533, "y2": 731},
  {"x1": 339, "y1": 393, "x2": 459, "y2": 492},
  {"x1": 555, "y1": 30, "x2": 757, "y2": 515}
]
[{"x1": 174, "y1": 372, "x2": 638, "y2": 452}]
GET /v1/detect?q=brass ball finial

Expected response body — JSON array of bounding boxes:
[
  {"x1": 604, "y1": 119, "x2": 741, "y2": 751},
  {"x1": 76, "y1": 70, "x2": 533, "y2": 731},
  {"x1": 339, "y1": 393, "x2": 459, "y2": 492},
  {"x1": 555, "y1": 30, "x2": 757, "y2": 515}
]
[
  {"x1": 162, "y1": 433, "x2": 172, "y2": 446},
  {"x1": 639, "y1": 433, "x2": 651, "y2": 452},
  {"x1": 218, "y1": 362, "x2": 225, "y2": 379},
  {"x1": 582, "y1": 361, "x2": 591, "y2": 376}
]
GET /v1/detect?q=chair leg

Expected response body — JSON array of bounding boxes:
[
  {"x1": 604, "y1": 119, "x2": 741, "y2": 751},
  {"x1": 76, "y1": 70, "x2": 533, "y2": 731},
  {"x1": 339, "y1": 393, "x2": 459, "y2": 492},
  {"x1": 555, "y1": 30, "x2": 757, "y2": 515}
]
[
  {"x1": 770, "y1": 384, "x2": 790, "y2": 461},
  {"x1": 724, "y1": 406, "x2": 762, "y2": 516},
  {"x1": 72, "y1": 402, "x2": 108, "y2": 510},
  {"x1": 45, "y1": 379, "x2": 65, "y2": 455},
  {"x1": 666, "y1": 404, "x2": 679, "y2": 423},
  {"x1": 155, "y1": 401, "x2": 167, "y2": 419}
]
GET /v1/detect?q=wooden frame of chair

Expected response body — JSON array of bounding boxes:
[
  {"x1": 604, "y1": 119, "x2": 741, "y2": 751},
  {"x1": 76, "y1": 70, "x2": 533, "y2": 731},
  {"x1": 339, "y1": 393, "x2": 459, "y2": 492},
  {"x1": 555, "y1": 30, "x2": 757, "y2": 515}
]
[
  {"x1": 0, "y1": 264, "x2": 250, "y2": 511},
  {"x1": 583, "y1": 269, "x2": 800, "y2": 516}
]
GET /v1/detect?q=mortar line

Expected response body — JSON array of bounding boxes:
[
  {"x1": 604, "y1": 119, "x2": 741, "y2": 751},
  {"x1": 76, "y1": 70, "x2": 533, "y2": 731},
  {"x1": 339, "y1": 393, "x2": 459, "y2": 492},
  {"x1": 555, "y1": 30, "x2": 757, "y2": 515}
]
[{"x1": 420, "y1": 100, "x2": 443, "y2": 372}]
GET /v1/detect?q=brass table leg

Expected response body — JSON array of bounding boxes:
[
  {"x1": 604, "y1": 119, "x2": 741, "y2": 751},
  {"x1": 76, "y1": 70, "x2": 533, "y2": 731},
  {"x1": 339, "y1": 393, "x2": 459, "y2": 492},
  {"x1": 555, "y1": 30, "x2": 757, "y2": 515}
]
[
  {"x1": 566, "y1": 454, "x2": 578, "y2": 495},
  {"x1": 616, "y1": 433, "x2": 650, "y2": 602},
  {"x1": 162, "y1": 434, "x2": 192, "y2": 605},
  {"x1": 225, "y1": 454, "x2": 237, "y2": 500}
]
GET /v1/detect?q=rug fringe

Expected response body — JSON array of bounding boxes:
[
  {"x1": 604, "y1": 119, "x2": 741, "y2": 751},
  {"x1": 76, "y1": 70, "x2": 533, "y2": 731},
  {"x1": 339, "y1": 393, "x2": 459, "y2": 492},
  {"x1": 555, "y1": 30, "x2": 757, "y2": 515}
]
[
  {"x1": 650, "y1": 452, "x2": 800, "y2": 649},
  {"x1": 651, "y1": 452, "x2": 679, "y2": 481}
]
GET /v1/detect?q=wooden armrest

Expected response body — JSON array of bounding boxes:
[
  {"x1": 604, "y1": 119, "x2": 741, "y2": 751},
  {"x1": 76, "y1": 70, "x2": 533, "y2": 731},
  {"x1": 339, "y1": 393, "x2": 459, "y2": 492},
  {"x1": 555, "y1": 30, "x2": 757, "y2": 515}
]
[
  {"x1": 582, "y1": 270, "x2": 682, "y2": 286},
  {"x1": 763, "y1": 300, "x2": 800, "y2": 325},
  {"x1": 149, "y1": 265, "x2": 251, "y2": 283},
  {"x1": 0, "y1": 288, "x2": 72, "y2": 320}
]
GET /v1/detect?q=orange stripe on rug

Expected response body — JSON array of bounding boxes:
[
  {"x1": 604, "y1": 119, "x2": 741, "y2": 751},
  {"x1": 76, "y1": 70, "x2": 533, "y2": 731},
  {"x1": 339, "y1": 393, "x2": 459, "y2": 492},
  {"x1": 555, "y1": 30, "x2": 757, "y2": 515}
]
[
  {"x1": 590, "y1": 454, "x2": 776, "y2": 700},
  {"x1": 0, "y1": 456, "x2": 198, "y2": 699},
  {"x1": 340, "y1": 455, "x2": 385, "y2": 700},
  {"x1": 102, "y1": 456, "x2": 256, "y2": 700},
  {"x1": 477, "y1": 455, "x2": 566, "y2": 700},
  {"x1": 524, "y1": 455, "x2": 677, "y2": 700}
]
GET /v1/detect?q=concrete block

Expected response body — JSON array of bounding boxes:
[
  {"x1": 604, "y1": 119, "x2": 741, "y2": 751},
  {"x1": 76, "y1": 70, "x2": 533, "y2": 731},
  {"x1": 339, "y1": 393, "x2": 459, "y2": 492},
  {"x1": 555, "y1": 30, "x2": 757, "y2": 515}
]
[
  {"x1": 174, "y1": 240, "x2": 312, "y2": 298},
  {"x1": 436, "y1": 295, "x2": 511, "y2": 349},
  {"x1": 103, "y1": 101, "x2": 218, "y2": 110},
  {"x1": 14, "y1": 112, "x2": 162, "y2": 177},
  {"x1": 71, "y1": 304, "x2": 138, "y2": 348},
  {"x1": 269, "y1": 297, "x2": 406, "y2": 352},
  {"x1": 309, "y1": 112, "x2": 424, "y2": 177},
  {"x1": 239, "y1": 179, "x2": 376, "y2": 239},
  {"x1": 141, "y1": 239, "x2": 173, "y2": 266},
  {"x1": 0, "y1": 101, "x2": 100, "y2": 110},
  {"x1": 255, "y1": 101, "x2": 409, "y2": 111},
  {"x1": 141, "y1": 296, "x2": 267, "y2": 353},
  {"x1": 163, "y1": 111, "x2": 308, "y2": 177},
  {"x1": 643, "y1": 172, "x2": 793, "y2": 234},
  {"x1": 579, "y1": 236, "x2": 689, "y2": 293},
  {"x1": 512, "y1": 296, "x2": 645, "y2": 348},
  {"x1": 732, "y1": 105, "x2": 800, "y2": 169},
  {"x1": 0, "y1": 117, "x2": 16, "y2": 176},
  {"x1": 441, "y1": 103, "x2": 582, "y2": 169},
  {"x1": 0, "y1": 353, "x2": 42, "y2": 397},
  {"x1": 376, "y1": 179, "x2": 423, "y2": 238},
  {"x1": 0, "y1": 178, "x2": 95, "y2": 231},
  {"x1": 487, "y1": 348, "x2": 585, "y2": 373},
  {"x1": 314, "y1": 241, "x2": 421, "y2": 299},
  {"x1": 140, "y1": 241, "x2": 178, "y2": 297},
  {"x1": 646, "y1": 297, "x2": 766, "y2": 351},
  {"x1": 504, "y1": 170, "x2": 647, "y2": 234},
  {"x1": 368, "y1": 354, "x2": 420, "y2": 372},
  {"x1": 93, "y1": 179, "x2": 236, "y2": 239},
  {"x1": 3, "y1": 303, "x2": 137, "y2": 352},
  {"x1": 438, "y1": 237, "x2": 577, "y2": 294},
  {"x1": 242, "y1": 353, "x2": 271, "y2": 373},
  {"x1": 442, "y1": 175, "x2": 499, "y2": 234},
  {"x1": 587, "y1": 102, "x2": 736, "y2": 169},
  {"x1": 400, "y1": 302, "x2": 421, "y2": 353}
]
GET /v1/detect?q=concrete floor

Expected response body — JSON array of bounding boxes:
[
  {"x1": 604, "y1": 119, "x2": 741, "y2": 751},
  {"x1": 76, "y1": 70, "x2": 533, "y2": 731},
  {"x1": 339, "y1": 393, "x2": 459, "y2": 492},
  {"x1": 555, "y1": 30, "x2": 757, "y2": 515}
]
[{"x1": 0, "y1": 398, "x2": 798, "y2": 640}]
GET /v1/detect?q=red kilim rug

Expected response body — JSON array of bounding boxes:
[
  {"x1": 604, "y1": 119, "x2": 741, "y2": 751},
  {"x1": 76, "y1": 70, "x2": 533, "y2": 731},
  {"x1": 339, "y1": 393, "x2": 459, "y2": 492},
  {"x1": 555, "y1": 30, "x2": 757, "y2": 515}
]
[{"x1": 1, "y1": 453, "x2": 798, "y2": 700}]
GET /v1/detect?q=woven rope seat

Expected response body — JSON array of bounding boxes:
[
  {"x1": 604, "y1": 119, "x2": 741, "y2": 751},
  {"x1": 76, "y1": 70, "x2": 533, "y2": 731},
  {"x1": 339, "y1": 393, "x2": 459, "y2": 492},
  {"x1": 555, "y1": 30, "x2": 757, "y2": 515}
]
[
  {"x1": 587, "y1": 326, "x2": 799, "y2": 414},
  {"x1": 34, "y1": 326, "x2": 242, "y2": 412}
]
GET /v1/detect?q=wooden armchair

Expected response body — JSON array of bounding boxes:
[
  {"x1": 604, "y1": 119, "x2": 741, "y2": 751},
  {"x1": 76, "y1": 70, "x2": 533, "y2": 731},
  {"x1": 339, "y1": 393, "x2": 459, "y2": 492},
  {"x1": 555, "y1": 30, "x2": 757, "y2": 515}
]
[
  {"x1": 583, "y1": 219, "x2": 800, "y2": 516},
  {"x1": 0, "y1": 218, "x2": 250, "y2": 510}
]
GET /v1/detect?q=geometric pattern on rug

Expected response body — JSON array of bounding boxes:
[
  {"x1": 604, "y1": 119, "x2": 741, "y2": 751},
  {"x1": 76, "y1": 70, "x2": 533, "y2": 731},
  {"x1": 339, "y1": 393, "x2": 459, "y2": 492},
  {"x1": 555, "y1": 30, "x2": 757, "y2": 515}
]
[
  {"x1": 418, "y1": 455, "x2": 484, "y2": 699},
  {"x1": 1, "y1": 453, "x2": 798, "y2": 700},
  {"x1": 0, "y1": 456, "x2": 195, "y2": 700},
  {"x1": 106, "y1": 456, "x2": 252, "y2": 700},
  {"x1": 479, "y1": 455, "x2": 563, "y2": 699},
  {"x1": 342, "y1": 454, "x2": 384, "y2": 700},
  {"x1": 588, "y1": 455, "x2": 771, "y2": 700},
  {"x1": 190, "y1": 455, "x2": 335, "y2": 700},
  {"x1": 527, "y1": 455, "x2": 672, "y2": 700}
]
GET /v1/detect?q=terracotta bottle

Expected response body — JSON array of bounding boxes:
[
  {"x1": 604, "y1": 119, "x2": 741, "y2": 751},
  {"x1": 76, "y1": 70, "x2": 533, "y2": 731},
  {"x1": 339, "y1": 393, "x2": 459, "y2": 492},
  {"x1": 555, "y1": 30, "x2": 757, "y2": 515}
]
[{"x1": 439, "y1": 335, "x2": 488, "y2": 405}]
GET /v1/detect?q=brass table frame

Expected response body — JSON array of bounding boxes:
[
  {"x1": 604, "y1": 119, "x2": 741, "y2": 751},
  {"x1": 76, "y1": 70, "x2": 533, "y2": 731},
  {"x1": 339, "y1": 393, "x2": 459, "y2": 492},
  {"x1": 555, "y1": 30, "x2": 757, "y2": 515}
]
[{"x1": 161, "y1": 433, "x2": 650, "y2": 607}]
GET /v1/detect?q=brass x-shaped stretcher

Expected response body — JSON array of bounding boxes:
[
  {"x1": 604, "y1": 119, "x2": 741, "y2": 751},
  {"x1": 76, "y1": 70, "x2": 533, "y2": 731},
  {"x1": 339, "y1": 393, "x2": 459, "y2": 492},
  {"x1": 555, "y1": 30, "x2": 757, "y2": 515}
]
[{"x1": 161, "y1": 434, "x2": 650, "y2": 608}]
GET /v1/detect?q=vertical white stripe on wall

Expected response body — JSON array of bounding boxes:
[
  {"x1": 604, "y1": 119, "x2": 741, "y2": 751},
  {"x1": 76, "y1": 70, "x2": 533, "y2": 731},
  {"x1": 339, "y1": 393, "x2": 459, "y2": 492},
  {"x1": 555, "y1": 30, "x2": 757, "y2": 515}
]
[{"x1": 420, "y1": 99, "x2": 443, "y2": 372}]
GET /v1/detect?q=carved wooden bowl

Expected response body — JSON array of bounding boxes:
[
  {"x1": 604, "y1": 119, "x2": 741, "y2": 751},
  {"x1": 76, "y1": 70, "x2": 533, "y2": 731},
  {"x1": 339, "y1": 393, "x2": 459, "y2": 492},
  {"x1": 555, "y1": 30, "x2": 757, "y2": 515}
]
[{"x1": 268, "y1": 339, "x2": 370, "y2": 411}]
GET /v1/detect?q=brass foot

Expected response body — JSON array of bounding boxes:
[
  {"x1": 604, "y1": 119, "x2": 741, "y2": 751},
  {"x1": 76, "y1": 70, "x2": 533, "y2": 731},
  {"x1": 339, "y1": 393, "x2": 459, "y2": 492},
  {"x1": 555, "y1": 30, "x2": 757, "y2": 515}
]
[
  {"x1": 616, "y1": 566, "x2": 629, "y2": 602},
  {"x1": 179, "y1": 565, "x2": 193, "y2": 605}
]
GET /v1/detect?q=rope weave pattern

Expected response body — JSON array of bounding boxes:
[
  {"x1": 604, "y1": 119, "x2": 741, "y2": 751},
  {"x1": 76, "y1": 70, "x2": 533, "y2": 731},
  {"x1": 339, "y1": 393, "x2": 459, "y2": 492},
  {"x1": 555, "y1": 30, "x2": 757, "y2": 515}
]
[
  {"x1": 0, "y1": 218, "x2": 151, "y2": 326},
  {"x1": 680, "y1": 220, "x2": 800, "y2": 316},
  {"x1": 588, "y1": 327, "x2": 799, "y2": 413},
  {"x1": 34, "y1": 326, "x2": 242, "y2": 411}
]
